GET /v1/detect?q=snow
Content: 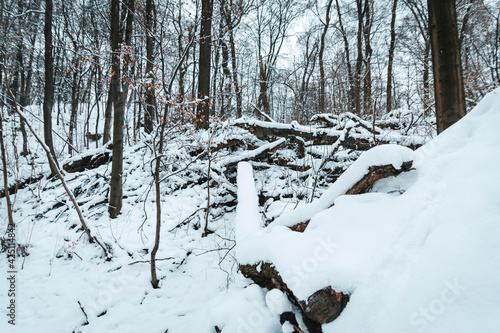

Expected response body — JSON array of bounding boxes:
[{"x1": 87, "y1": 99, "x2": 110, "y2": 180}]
[
  {"x1": 235, "y1": 87, "x2": 500, "y2": 331},
  {"x1": 269, "y1": 144, "x2": 414, "y2": 228},
  {"x1": 1, "y1": 88, "x2": 500, "y2": 333}
]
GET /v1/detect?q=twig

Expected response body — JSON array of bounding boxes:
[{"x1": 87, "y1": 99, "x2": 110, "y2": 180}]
[
  {"x1": 77, "y1": 301, "x2": 89, "y2": 325},
  {"x1": 128, "y1": 257, "x2": 175, "y2": 265}
]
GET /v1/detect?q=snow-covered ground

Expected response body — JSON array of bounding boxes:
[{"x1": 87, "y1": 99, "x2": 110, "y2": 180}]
[
  {"x1": 236, "y1": 87, "x2": 500, "y2": 332},
  {"x1": 1, "y1": 88, "x2": 500, "y2": 332}
]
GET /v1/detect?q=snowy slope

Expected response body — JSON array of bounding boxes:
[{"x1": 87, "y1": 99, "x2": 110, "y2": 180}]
[
  {"x1": 1, "y1": 87, "x2": 499, "y2": 333},
  {"x1": 236, "y1": 87, "x2": 500, "y2": 332}
]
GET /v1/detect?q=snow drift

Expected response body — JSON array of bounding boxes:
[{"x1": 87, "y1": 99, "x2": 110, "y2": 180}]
[{"x1": 235, "y1": 87, "x2": 500, "y2": 332}]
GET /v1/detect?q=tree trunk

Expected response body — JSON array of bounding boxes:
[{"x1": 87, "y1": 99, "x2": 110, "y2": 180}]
[
  {"x1": 336, "y1": 0, "x2": 354, "y2": 112},
  {"x1": 229, "y1": 27, "x2": 242, "y2": 118},
  {"x1": 68, "y1": 52, "x2": 79, "y2": 155},
  {"x1": 386, "y1": 0, "x2": 398, "y2": 113},
  {"x1": 427, "y1": 0, "x2": 466, "y2": 134},
  {"x1": 221, "y1": 40, "x2": 232, "y2": 118},
  {"x1": 0, "y1": 111, "x2": 14, "y2": 229},
  {"x1": 363, "y1": 0, "x2": 373, "y2": 115},
  {"x1": 319, "y1": 0, "x2": 333, "y2": 115},
  {"x1": 144, "y1": 0, "x2": 155, "y2": 133},
  {"x1": 258, "y1": 55, "x2": 271, "y2": 118},
  {"x1": 354, "y1": 0, "x2": 365, "y2": 115},
  {"x1": 122, "y1": 0, "x2": 135, "y2": 103},
  {"x1": 103, "y1": 88, "x2": 113, "y2": 144},
  {"x1": 109, "y1": 0, "x2": 124, "y2": 218},
  {"x1": 195, "y1": 0, "x2": 213, "y2": 130},
  {"x1": 43, "y1": 0, "x2": 58, "y2": 175}
]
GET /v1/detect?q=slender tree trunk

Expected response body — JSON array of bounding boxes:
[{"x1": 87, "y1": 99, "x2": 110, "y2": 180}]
[
  {"x1": 229, "y1": 28, "x2": 242, "y2": 118},
  {"x1": 423, "y1": 39, "x2": 431, "y2": 114},
  {"x1": 363, "y1": 0, "x2": 373, "y2": 115},
  {"x1": 43, "y1": 0, "x2": 58, "y2": 175},
  {"x1": 68, "y1": 53, "x2": 79, "y2": 155},
  {"x1": 109, "y1": 0, "x2": 124, "y2": 218},
  {"x1": 122, "y1": 0, "x2": 135, "y2": 103},
  {"x1": 144, "y1": 0, "x2": 155, "y2": 133},
  {"x1": 428, "y1": 0, "x2": 466, "y2": 134},
  {"x1": 354, "y1": 0, "x2": 365, "y2": 115},
  {"x1": 386, "y1": 0, "x2": 398, "y2": 113},
  {"x1": 221, "y1": 40, "x2": 231, "y2": 118},
  {"x1": 103, "y1": 88, "x2": 113, "y2": 144},
  {"x1": 336, "y1": 0, "x2": 354, "y2": 112},
  {"x1": 195, "y1": 0, "x2": 213, "y2": 129},
  {"x1": 16, "y1": 0, "x2": 29, "y2": 156},
  {"x1": 258, "y1": 55, "x2": 271, "y2": 117},
  {"x1": 319, "y1": 0, "x2": 333, "y2": 114},
  {"x1": 0, "y1": 111, "x2": 14, "y2": 229}
]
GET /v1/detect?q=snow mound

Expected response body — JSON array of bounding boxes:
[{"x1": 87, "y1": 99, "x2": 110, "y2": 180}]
[{"x1": 235, "y1": 87, "x2": 500, "y2": 332}]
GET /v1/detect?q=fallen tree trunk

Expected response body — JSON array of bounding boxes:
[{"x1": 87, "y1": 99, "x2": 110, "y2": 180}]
[
  {"x1": 233, "y1": 119, "x2": 420, "y2": 152},
  {"x1": 215, "y1": 138, "x2": 286, "y2": 170},
  {"x1": 289, "y1": 161, "x2": 414, "y2": 232},
  {"x1": 346, "y1": 161, "x2": 413, "y2": 195},
  {"x1": 240, "y1": 262, "x2": 349, "y2": 332},
  {"x1": 0, "y1": 174, "x2": 44, "y2": 199},
  {"x1": 63, "y1": 144, "x2": 112, "y2": 173}
]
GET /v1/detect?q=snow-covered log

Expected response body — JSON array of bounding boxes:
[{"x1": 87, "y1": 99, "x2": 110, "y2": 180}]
[
  {"x1": 233, "y1": 117, "x2": 423, "y2": 150},
  {"x1": 235, "y1": 145, "x2": 416, "y2": 330}
]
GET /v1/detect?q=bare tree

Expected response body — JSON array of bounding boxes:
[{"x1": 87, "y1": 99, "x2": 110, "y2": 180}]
[
  {"x1": 109, "y1": 0, "x2": 125, "y2": 218},
  {"x1": 144, "y1": 0, "x2": 156, "y2": 133},
  {"x1": 195, "y1": 0, "x2": 213, "y2": 129},
  {"x1": 319, "y1": 0, "x2": 334, "y2": 114},
  {"x1": 428, "y1": 0, "x2": 466, "y2": 133},
  {"x1": 43, "y1": 0, "x2": 58, "y2": 175},
  {"x1": 386, "y1": 0, "x2": 398, "y2": 113}
]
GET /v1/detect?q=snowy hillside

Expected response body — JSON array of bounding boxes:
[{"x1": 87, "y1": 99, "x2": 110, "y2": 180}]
[
  {"x1": 236, "y1": 87, "x2": 500, "y2": 332},
  {"x1": 1, "y1": 88, "x2": 500, "y2": 333}
]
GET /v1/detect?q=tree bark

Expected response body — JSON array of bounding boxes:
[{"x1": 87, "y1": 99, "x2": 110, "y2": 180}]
[
  {"x1": 195, "y1": 0, "x2": 213, "y2": 129},
  {"x1": 144, "y1": 0, "x2": 155, "y2": 133},
  {"x1": 0, "y1": 111, "x2": 14, "y2": 229},
  {"x1": 258, "y1": 55, "x2": 271, "y2": 117},
  {"x1": 319, "y1": 0, "x2": 333, "y2": 115},
  {"x1": 354, "y1": 0, "x2": 365, "y2": 115},
  {"x1": 428, "y1": 0, "x2": 466, "y2": 134},
  {"x1": 229, "y1": 27, "x2": 242, "y2": 118},
  {"x1": 103, "y1": 88, "x2": 113, "y2": 144},
  {"x1": 386, "y1": 0, "x2": 398, "y2": 113},
  {"x1": 108, "y1": 0, "x2": 124, "y2": 218},
  {"x1": 363, "y1": 0, "x2": 373, "y2": 115},
  {"x1": 43, "y1": 0, "x2": 58, "y2": 175}
]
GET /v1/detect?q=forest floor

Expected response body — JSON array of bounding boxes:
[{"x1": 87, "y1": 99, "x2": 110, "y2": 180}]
[{"x1": 1, "y1": 90, "x2": 499, "y2": 333}]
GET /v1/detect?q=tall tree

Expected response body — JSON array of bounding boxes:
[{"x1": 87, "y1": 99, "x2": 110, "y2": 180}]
[
  {"x1": 335, "y1": 0, "x2": 355, "y2": 111},
  {"x1": 195, "y1": 0, "x2": 213, "y2": 129},
  {"x1": 144, "y1": 0, "x2": 155, "y2": 133},
  {"x1": 428, "y1": 0, "x2": 466, "y2": 133},
  {"x1": 354, "y1": 0, "x2": 365, "y2": 115},
  {"x1": 43, "y1": 0, "x2": 58, "y2": 175},
  {"x1": 362, "y1": 0, "x2": 373, "y2": 115},
  {"x1": 318, "y1": 0, "x2": 334, "y2": 114},
  {"x1": 386, "y1": 0, "x2": 398, "y2": 113},
  {"x1": 108, "y1": 0, "x2": 125, "y2": 218}
]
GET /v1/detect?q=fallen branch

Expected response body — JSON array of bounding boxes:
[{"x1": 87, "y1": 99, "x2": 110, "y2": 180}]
[
  {"x1": 346, "y1": 161, "x2": 414, "y2": 195},
  {"x1": 0, "y1": 174, "x2": 44, "y2": 199},
  {"x1": 63, "y1": 144, "x2": 112, "y2": 173},
  {"x1": 239, "y1": 262, "x2": 349, "y2": 331},
  {"x1": 289, "y1": 161, "x2": 414, "y2": 232},
  {"x1": 215, "y1": 138, "x2": 287, "y2": 170}
]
